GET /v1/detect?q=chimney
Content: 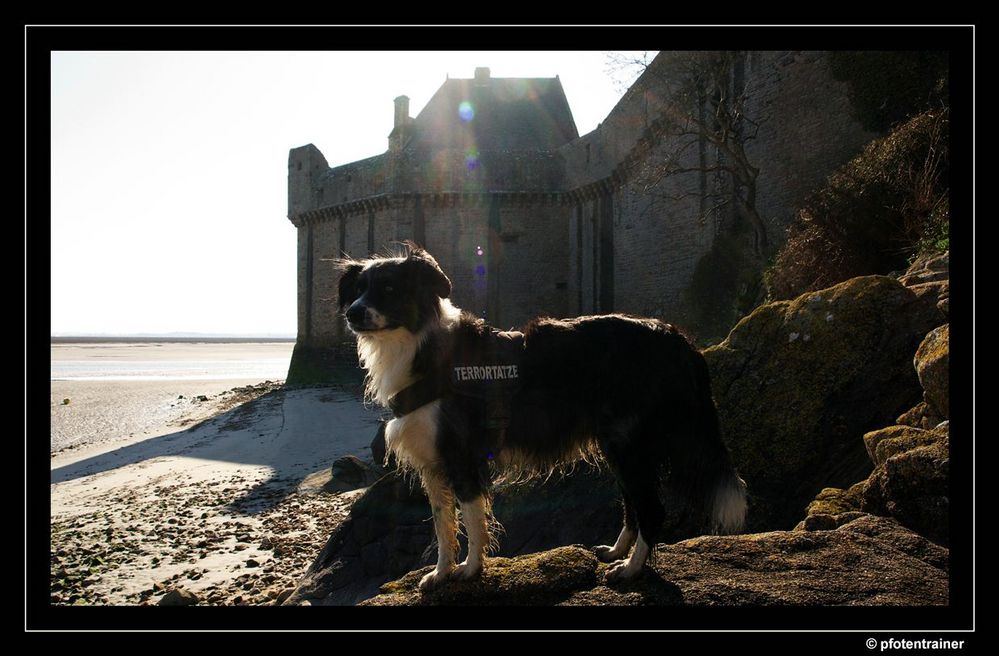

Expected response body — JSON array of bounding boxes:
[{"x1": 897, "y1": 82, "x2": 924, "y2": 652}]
[
  {"x1": 474, "y1": 67, "x2": 490, "y2": 85},
  {"x1": 394, "y1": 95, "x2": 410, "y2": 128}
]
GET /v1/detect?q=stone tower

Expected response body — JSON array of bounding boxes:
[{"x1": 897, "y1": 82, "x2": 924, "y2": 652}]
[{"x1": 287, "y1": 53, "x2": 872, "y2": 383}]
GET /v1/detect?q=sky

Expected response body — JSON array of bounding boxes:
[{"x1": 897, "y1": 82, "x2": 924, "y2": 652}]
[{"x1": 50, "y1": 51, "x2": 654, "y2": 336}]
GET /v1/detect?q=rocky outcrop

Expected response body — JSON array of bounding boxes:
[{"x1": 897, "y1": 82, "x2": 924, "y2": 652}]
[
  {"x1": 362, "y1": 516, "x2": 947, "y2": 606},
  {"x1": 794, "y1": 483, "x2": 867, "y2": 532},
  {"x1": 325, "y1": 456, "x2": 383, "y2": 493},
  {"x1": 282, "y1": 468, "x2": 620, "y2": 605},
  {"x1": 704, "y1": 275, "x2": 946, "y2": 530},
  {"x1": 899, "y1": 251, "x2": 950, "y2": 317},
  {"x1": 797, "y1": 306, "x2": 950, "y2": 545},
  {"x1": 861, "y1": 423, "x2": 949, "y2": 545}
]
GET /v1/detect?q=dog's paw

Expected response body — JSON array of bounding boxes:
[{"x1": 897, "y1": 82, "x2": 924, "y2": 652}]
[
  {"x1": 593, "y1": 545, "x2": 624, "y2": 563},
  {"x1": 451, "y1": 560, "x2": 482, "y2": 581},
  {"x1": 418, "y1": 567, "x2": 453, "y2": 592},
  {"x1": 604, "y1": 559, "x2": 641, "y2": 585}
]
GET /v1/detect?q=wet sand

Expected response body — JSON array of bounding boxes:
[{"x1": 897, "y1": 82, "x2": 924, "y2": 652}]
[
  {"x1": 50, "y1": 341, "x2": 294, "y2": 453},
  {"x1": 51, "y1": 378, "x2": 280, "y2": 453}
]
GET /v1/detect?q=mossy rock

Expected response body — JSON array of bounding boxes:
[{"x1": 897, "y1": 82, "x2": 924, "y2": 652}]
[
  {"x1": 284, "y1": 468, "x2": 621, "y2": 606},
  {"x1": 914, "y1": 324, "x2": 949, "y2": 419},
  {"x1": 363, "y1": 546, "x2": 600, "y2": 606},
  {"x1": 363, "y1": 517, "x2": 947, "y2": 607},
  {"x1": 863, "y1": 424, "x2": 946, "y2": 467},
  {"x1": 862, "y1": 424, "x2": 949, "y2": 545},
  {"x1": 704, "y1": 275, "x2": 944, "y2": 531},
  {"x1": 896, "y1": 402, "x2": 944, "y2": 429},
  {"x1": 805, "y1": 485, "x2": 864, "y2": 517}
]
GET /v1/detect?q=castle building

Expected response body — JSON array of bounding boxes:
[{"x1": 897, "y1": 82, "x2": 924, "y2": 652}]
[{"x1": 287, "y1": 53, "x2": 871, "y2": 382}]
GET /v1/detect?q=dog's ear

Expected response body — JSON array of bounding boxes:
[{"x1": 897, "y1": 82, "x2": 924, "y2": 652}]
[
  {"x1": 336, "y1": 262, "x2": 363, "y2": 309},
  {"x1": 406, "y1": 248, "x2": 451, "y2": 299}
]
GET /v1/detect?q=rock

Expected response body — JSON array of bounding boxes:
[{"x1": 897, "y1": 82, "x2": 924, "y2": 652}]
[
  {"x1": 896, "y1": 402, "x2": 944, "y2": 429},
  {"x1": 863, "y1": 424, "x2": 946, "y2": 467},
  {"x1": 324, "y1": 456, "x2": 383, "y2": 493},
  {"x1": 246, "y1": 559, "x2": 260, "y2": 568},
  {"x1": 370, "y1": 421, "x2": 391, "y2": 469},
  {"x1": 898, "y1": 251, "x2": 949, "y2": 287},
  {"x1": 862, "y1": 424, "x2": 949, "y2": 545},
  {"x1": 804, "y1": 484, "x2": 864, "y2": 517},
  {"x1": 362, "y1": 517, "x2": 946, "y2": 606},
  {"x1": 363, "y1": 546, "x2": 599, "y2": 606},
  {"x1": 801, "y1": 513, "x2": 837, "y2": 531},
  {"x1": 282, "y1": 468, "x2": 619, "y2": 606},
  {"x1": 833, "y1": 511, "x2": 868, "y2": 527},
  {"x1": 899, "y1": 252, "x2": 949, "y2": 319},
  {"x1": 796, "y1": 482, "x2": 865, "y2": 531},
  {"x1": 704, "y1": 275, "x2": 945, "y2": 531},
  {"x1": 914, "y1": 324, "x2": 949, "y2": 419},
  {"x1": 158, "y1": 588, "x2": 199, "y2": 606}
]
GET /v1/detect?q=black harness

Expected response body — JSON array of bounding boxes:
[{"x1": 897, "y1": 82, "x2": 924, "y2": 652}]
[{"x1": 387, "y1": 328, "x2": 525, "y2": 434}]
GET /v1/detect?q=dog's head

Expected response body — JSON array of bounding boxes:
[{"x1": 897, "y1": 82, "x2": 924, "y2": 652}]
[{"x1": 337, "y1": 243, "x2": 452, "y2": 334}]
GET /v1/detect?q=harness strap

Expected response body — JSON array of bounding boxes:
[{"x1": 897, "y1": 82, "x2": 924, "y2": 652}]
[{"x1": 387, "y1": 377, "x2": 443, "y2": 419}]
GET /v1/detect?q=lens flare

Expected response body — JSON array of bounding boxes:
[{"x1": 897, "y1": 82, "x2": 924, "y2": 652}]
[
  {"x1": 476, "y1": 246, "x2": 484, "y2": 256},
  {"x1": 465, "y1": 148, "x2": 480, "y2": 171},
  {"x1": 458, "y1": 101, "x2": 475, "y2": 122}
]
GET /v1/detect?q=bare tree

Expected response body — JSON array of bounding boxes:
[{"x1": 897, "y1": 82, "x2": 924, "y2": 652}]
[{"x1": 609, "y1": 51, "x2": 770, "y2": 257}]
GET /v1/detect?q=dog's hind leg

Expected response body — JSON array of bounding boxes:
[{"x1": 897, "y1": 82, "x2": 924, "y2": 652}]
[
  {"x1": 604, "y1": 463, "x2": 664, "y2": 584},
  {"x1": 454, "y1": 494, "x2": 492, "y2": 580},
  {"x1": 419, "y1": 472, "x2": 459, "y2": 592},
  {"x1": 593, "y1": 491, "x2": 638, "y2": 563}
]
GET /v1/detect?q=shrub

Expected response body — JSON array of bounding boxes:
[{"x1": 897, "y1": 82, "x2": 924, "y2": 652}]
[{"x1": 767, "y1": 109, "x2": 949, "y2": 300}]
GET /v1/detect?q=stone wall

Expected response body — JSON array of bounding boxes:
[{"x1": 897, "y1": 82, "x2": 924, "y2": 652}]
[
  {"x1": 287, "y1": 51, "x2": 877, "y2": 380},
  {"x1": 557, "y1": 50, "x2": 874, "y2": 324},
  {"x1": 746, "y1": 51, "x2": 877, "y2": 238}
]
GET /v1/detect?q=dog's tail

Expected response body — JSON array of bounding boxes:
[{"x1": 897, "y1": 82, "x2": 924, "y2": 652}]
[
  {"x1": 693, "y1": 353, "x2": 747, "y2": 535},
  {"x1": 710, "y1": 466, "x2": 748, "y2": 535}
]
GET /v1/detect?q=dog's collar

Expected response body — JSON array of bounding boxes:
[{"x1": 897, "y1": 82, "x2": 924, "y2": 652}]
[{"x1": 387, "y1": 377, "x2": 443, "y2": 418}]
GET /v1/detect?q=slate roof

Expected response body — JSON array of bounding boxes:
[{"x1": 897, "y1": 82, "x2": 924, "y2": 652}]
[{"x1": 409, "y1": 75, "x2": 578, "y2": 152}]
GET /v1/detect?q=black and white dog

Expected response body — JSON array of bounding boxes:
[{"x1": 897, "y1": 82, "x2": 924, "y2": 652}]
[{"x1": 337, "y1": 245, "x2": 746, "y2": 590}]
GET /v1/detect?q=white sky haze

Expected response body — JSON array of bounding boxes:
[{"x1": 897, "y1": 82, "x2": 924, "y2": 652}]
[{"x1": 50, "y1": 51, "x2": 654, "y2": 336}]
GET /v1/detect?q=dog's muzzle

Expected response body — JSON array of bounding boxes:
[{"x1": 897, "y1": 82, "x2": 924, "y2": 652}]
[
  {"x1": 345, "y1": 302, "x2": 367, "y2": 328},
  {"x1": 345, "y1": 302, "x2": 393, "y2": 332}
]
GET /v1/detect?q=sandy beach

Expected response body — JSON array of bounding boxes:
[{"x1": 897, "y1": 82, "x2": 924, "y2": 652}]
[{"x1": 50, "y1": 342, "x2": 385, "y2": 606}]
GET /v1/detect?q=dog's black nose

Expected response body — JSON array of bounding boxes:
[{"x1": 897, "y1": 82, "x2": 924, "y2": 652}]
[{"x1": 345, "y1": 303, "x2": 365, "y2": 325}]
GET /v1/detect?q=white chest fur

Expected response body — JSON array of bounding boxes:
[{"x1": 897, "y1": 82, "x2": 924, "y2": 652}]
[
  {"x1": 356, "y1": 327, "x2": 422, "y2": 405},
  {"x1": 384, "y1": 400, "x2": 441, "y2": 472}
]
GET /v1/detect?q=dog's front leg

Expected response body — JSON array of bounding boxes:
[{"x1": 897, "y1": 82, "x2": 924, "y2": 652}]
[
  {"x1": 453, "y1": 494, "x2": 491, "y2": 580},
  {"x1": 419, "y1": 473, "x2": 459, "y2": 591}
]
